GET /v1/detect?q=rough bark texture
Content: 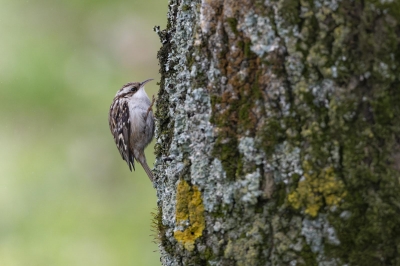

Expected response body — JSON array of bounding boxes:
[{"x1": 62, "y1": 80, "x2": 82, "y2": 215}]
[{"x1": 153, "y1": 0, "x2": 400, "y2": 265}]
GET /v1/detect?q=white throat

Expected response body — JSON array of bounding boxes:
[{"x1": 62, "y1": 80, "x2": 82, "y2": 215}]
[{"x1": 133, "y1": 87, "x2": 149, "y2": 100}]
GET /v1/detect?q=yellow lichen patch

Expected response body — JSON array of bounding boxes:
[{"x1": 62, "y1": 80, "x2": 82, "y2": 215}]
[
  {"x1": 174, "y1": 180, "x2": 205, "y2": 251},
  {"x1": 288, "y1": 161, "x2": 347, "y2": 217},
  {"x1": 175, "y1": 178, "x2": 190, "y2": 221}
]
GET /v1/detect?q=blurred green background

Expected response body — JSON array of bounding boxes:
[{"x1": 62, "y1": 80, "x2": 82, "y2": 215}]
[{"x1": 0, "y1": 0, "x2": 166, "y2": 265}]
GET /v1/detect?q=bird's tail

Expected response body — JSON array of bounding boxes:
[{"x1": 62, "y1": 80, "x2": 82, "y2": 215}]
[{"x1": 139, "y1": 159, "x2": 154, "y2": 182}]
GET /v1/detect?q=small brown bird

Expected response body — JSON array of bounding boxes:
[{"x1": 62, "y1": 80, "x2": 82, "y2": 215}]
[{"x1": 108, "y1": 79, "x2": 155, "y2": 181}]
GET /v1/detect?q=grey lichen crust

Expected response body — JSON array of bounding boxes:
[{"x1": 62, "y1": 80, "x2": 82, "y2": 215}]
[
  {"x1": 154, "y1": 0, "x2": 207, "y2": 265},
  {"x1": 155, "y1": 0, "x2": 400, "y2": 265}
]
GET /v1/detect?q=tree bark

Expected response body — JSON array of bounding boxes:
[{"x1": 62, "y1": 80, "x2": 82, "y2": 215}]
[{"x1": 153, "y1": 0, "x2": 400, "y2": 265}]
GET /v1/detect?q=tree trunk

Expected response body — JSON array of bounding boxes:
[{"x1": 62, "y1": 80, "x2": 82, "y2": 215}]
[{"x1": 153, "y1": 0, "x2": 400, "y2": 265}]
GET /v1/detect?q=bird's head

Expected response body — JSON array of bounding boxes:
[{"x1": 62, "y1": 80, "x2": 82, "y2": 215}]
[{"x1": 115, "y1": 78, "x2": 153, "y2": 98}]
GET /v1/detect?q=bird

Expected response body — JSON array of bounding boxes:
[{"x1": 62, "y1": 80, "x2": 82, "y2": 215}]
[{"x1": 108, "y1": 79, "x2": 155, "y2": 182}]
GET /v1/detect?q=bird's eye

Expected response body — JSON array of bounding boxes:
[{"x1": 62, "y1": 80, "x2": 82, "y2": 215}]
[{"x1": 130, "y1": 87, "x2": 137, "y2": 92}]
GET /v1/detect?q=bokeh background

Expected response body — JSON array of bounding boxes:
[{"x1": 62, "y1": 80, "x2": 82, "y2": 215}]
[{"x1": 0, "y1": 0, "x2": 166, "y2": 265}]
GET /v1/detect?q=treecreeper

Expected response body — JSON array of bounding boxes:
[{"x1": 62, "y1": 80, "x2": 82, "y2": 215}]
[{"x1": 108, "y1": 79, "x2": 155, "y2": 181}]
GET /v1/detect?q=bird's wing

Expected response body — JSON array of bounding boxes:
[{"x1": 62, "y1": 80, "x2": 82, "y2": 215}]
[{"x1": 110, "y1": 100, "x2": 135, "y2": 171}]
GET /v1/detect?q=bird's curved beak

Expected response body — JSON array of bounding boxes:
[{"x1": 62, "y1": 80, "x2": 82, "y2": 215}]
[{"x1": 140, "y1": 78, "x2": 154, "y2": 87}]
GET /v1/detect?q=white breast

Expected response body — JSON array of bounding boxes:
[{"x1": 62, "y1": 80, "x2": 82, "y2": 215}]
[{"x1": 127, "y1": 87, "x2": 152, "y2": 150}]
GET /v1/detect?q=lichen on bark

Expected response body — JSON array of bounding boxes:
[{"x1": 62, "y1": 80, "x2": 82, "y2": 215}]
[
  {"x1": 174, "y1": 179, "x2": 205, "y2": 252},
  {"x1": 153, "y1": 0, "x2": 400, "y2": 265}
]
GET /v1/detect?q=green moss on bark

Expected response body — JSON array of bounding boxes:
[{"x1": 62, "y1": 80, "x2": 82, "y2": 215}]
[
  {"x1": 270, "y1": 0, "x2": 400, "y2": 263},
  {"x1": 154, "y1": 26, "x2": 175, "y2": 158}
]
